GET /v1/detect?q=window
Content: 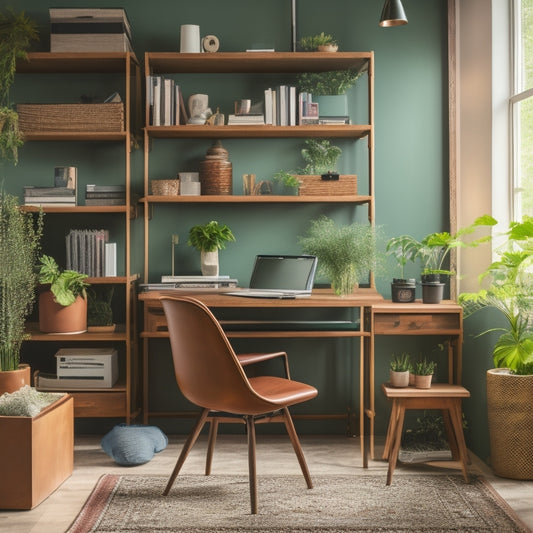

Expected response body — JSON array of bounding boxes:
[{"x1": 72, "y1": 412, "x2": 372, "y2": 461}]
[{"x1": 511, "y1": 0, "x2": 533, "y2": 219}]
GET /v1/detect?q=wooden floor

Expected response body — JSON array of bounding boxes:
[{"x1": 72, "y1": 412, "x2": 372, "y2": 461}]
[{"x1": 1, "y1": 434, "x2": 532, "y2": 532}]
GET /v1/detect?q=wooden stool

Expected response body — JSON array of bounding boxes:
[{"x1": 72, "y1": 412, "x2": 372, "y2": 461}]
[{"x1": 381, "y1": 383, "x2": 470, "y2": 485}]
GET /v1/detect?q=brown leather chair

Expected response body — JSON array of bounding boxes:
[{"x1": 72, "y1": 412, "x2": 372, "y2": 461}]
[{"x1": 160, "y1": 295, "x2": 318, "y2": 514}]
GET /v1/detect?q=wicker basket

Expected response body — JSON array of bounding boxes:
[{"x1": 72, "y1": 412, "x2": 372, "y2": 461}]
[
  {"x1": 151, "y1": 179, "x2": 180, "y2": 196},
  {"x1": 17, "y1": 103, "x2": 124, "y2": 133},
  {"x1": 297, "y1": 174, "x2": 357, "y2": 196}
]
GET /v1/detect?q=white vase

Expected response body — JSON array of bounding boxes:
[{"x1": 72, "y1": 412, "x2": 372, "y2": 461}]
[{"x1": 201, "y1": 250, "x2": 219, "y2": 276}]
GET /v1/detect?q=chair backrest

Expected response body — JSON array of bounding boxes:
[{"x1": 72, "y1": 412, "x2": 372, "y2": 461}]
[{"x1": 160, "y1": 296, "x2": 276, "y2": 415}]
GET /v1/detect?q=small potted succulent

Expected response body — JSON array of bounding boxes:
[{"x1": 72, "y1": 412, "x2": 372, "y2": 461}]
[
  {"x1": 38, "y1": 255, "x2": 90, "y2": 334},
  {"x1": 389, "y1": 352, "x2": 410, "y2": 387},
  {"x1": 273, "y1": 171, "x2": 301, "y2": 196},
  {"x1": 188, "y1": 220, "x2": 236, "y2": 276},
  {"x1": 298, "y1": 32, "x2": 338, "y2": 52},
  {"x1": 413, "y1": 358, "x2": 437, "y2": 389}
]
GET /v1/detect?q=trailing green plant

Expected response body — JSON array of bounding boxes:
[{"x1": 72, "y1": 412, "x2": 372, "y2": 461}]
[
  {"x1": 459, "y1": 216, "x2": 533, "y2": 375},
  {"x1": 87, "y1": 286, "x2": 114, "y2": 327},
  {"x1": 273, "y1": 170, "x2": 300, "y2": 189},
  {"x1": 298, "y1": 32, "x2": 337, "y2": 51},
  {"x1": 187, "y1": 220, "x2": 236, "y2": 252},
  {"x1": 38, "y1": 255, "x2": 89, "y2": 307},
  {"x1": 296, "y1": 68, "x2": 362, "y2": 96},
  {"x1": 390, "y1": 352, "x2": 410, "y2": 372},
  {"x1": 299, "y1": 216, "x2": 377, "y2": 296},
  {"x1": 0, "y1": 8, "x2": 39, "y2": 165},
  {"x1": 413, "y1": 358, "x2": 436, "y2": 376},
  {"x1": 0, "y1": 190, "x2": 44, "y2": 371},
  {"x1": 386, "y1": 215, "x2": 497, "y2": 277},
  {"x1": 300, "y1": 139, "x2": 342, "y2": 175}
]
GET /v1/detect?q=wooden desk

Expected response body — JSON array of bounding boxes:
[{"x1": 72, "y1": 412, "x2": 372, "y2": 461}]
[
  {"x1": 364, "y1": 301, "x2": 463, "y2": 465},
  {"x1": 139, "y1": 288, "x2": 383, "y2": 461}
]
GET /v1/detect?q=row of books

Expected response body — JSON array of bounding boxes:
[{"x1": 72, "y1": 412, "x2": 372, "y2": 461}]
[
  {"x1": 65, "y1": 229, "x2": 117, "y2": 277},
  {"x1": 85, "y1": 184, "x2": 126, "y2": 206},
  {"x1": 24, "y1": 186, "x2": 76, "y2": 207},
  {"x1": 49, "y1": 8, "x2": 133, "y2": 53},
  {"x1": 146, "y1": 75, "x2": 186, "y2": 126}
]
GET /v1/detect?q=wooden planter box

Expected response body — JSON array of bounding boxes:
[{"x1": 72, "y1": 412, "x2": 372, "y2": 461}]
[{"x1": 0, "y1": 394, "x2": 74, "y2": 509}]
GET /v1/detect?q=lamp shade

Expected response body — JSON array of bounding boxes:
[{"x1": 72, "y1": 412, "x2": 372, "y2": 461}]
[{"x1": 379, "y1": 0, "x2": 408, "y2": 27}]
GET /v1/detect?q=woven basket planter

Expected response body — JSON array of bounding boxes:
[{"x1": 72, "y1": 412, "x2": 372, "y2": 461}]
[
  {"x1": 17, "y1": 103, "x2": 124, "y2": 133},
  {"x1": 151, "y1": 179, "x2": 180, "y2": 196},
  {"x1": 297, "y1": 175, "x2": 357, "y2": 196},
  {"x1": 487, "y1": 368, "x2": 533, "y2": 479}
]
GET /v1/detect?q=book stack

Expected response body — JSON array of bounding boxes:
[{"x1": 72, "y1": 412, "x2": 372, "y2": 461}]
[
  {"x1": 24, "y1": 186, "x2": 76, "y2": 207},
  {"x1": 227, "y1": 114, "x2": 265, "y2": 125},
  {"x1": 85, "y1": 184, "x2": 126, "y2": 206},
  {"x1": 160, "y1": 275, "x2": 238, "y2": 288},
  {"x1": 146, "y1": 76, "x2": 185, "y2": 126},
  {"x1": 49, "y1": 8, "x2": 133, "y2": 53},
  {"x1": 65, "y1": 229, "x2": 116, "y2": 277}
]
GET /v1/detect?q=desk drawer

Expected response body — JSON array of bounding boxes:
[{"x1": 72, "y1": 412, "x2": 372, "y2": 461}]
[{"x1": 373, "y1": 313, "x2": 461, "y2": 334}]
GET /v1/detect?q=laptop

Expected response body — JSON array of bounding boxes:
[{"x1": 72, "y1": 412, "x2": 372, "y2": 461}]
[{"x1": 226, "y1": 254, "x2": 318, "y2": 299}]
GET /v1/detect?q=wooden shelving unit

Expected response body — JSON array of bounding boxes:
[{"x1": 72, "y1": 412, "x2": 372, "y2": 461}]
[{"x1": 17, "y1": 52, "x2": 142, "y2": 422}]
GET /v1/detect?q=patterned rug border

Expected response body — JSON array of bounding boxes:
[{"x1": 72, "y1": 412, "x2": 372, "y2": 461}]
[{"x1": 67, "y1": 473, "x2": 531, "y2": 533}]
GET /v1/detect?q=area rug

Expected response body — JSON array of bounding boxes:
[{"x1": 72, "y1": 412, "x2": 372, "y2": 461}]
[{"x1": 67, "y1": 474, "x2": 530, "y2": 533}]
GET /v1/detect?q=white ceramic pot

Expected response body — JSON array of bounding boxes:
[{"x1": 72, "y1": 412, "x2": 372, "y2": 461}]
[{"x1": 201, "y1": 250, "x2": 219, "y2": 276}]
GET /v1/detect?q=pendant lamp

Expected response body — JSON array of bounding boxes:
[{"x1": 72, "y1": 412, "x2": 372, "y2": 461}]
[{"x1": 379, "y1": 0, "x2": 408, "y2": 27}]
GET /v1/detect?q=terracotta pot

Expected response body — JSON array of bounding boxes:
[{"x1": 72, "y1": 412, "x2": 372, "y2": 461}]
[
  {"x1": 414, "y1": 374, "x2": 433, "y2": 389},
  {"x1": 39, "y1": 291, "x2": 87, "y2": 334},
  {"x1": 0, "y1": 364, "x2": 31, "y2": 395},
  {"x1": 389, "y1": 370, "x2": 409, "y2": 388}
]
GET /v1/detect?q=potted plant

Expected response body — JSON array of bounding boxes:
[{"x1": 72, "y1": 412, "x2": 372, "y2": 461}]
[
  {"x1": 300, "y1": 139, "x2": 342, "y2": 176},
  {"x1": 459, "y1": 216, "x2": 533, "y2": 479},
  {"x1": 385, "y1": 235, "x2": 418, "y2": 303},
  {"x1": 389, "y1": 352, "x2": 410, "y2": 387},
  {"x1": 387, "y1": 215, "x2": 496, "y2": 303},
  {"x1": 38, "y1": 254, "x2": 90, "y2": 334},
  {"x1": 188, "y1": 220, "x2": 236, "y2": 276},
  {"x1": 0, "y1": 190, "x2": 43, "y2": 393},
  {"x1": 87, "y1": 286, "x2": 115, "y2": 333},
  {"x1": 0, "y1": 8, "x2": 39, "y2": 165},
  {"x1": 298, "y1": 32, "x2": 338, "y2": 52},
  {"x1": 299, "y1": 216, "x2": 377, "y2": 296},
  {"x1": 272, "y1": 171, "x2": 300, "y2": 196},
  {"x1": 413, "y1": 358, "x2": 436, "y2": 389}
]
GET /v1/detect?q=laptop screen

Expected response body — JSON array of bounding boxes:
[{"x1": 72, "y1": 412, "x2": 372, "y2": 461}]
[{"x1": 249, "y1": 255, "x2": 318, "y2": 291}]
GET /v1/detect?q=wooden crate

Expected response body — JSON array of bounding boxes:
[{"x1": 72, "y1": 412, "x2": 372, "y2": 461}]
[
  {"x1": 297, "y1": 174, "x2": 357, "y2": 196},
  {"x1": 17, "y1": 103, "x2": 124, "y2": 133},
  {"x1": 0, "y1": 395, "x2": 73, "y2": 509}
]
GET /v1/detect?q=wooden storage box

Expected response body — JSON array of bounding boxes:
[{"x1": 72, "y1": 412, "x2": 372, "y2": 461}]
[
  {"x1": 298, "y1": 174, "x2": 357, "y2": 196},
  {"x1": 0, "y1": 394, "x2": 74, "y2": 509},
  {"x1": 17, "y1": 103, "x2": 124, "y2": 133}
]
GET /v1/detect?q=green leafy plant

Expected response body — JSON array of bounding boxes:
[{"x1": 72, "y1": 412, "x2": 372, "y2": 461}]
[
  {"x1": 38, "y1": 255, "x2": 89, "y2": 307},
  {"x1": 459, "y1": 216, "x2": 533, "y2": 375},
  {"x1": 87, "y1": 286, "x2": 114, "y2": 327},
  {"x1": 273, "y1": 171, "x2": 301, "y2": 189},
  {"x1": 187, "y1": 220, "x2": 236, "y2": 252},
  {"x1": 0, "y1": 8, "x2": 39, "y2": 165},
  {"x1": 390, "y1": 352, "x2": 411, "y2": 372},
  {"x1": 300, "y1": 139, "x2": 342, "y2": 175},
  {"x1": 413, "y1": 358, "x2": 437, "y2": 376},
  {"x1": 387, "y1": 215, "x2": 497, "y2": 277},
  {"x1": 0, "y1": 190, "x2": 44, "y2": 371},
  {"x1": 296, "y1": 68, "x2": 362, "y2": 96},
  {"x1": 298, "y1": 32, "x2": 337, "y2": 51},
  {"x1": 299, "y1": 216, "x2": 377, "y2": 296}
]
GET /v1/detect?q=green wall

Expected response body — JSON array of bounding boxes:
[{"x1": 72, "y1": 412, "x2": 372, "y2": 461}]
[{"x1": 6, "y1": 0, "x2": 490, "y2": 454}]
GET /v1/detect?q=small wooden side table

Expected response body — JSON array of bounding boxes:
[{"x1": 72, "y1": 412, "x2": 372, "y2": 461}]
[{"x1": 381, "y1": 383, "x2": 470, "y2": 486}]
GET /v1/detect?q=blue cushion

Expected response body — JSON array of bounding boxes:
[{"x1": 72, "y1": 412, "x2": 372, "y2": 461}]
[{"x1": 101, "y1": 424, "x2": 168, "y2": 466}]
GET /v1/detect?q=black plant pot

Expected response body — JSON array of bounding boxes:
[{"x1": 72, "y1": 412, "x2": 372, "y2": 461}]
[
  {"x1": 421, "y1": 273, "x2": 441, "y2": 284},
  {"x1": 391, "y1": 278, "x2": 416, "y2": 303},
  {"x1": 421, "y1": 282, "x2": 444, "y2": 304}
]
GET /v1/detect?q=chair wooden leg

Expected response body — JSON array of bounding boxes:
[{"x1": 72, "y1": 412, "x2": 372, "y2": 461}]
[
  {"x1": 282, "y1": 407, "x2": 313, "y2": 489},
  {"x1": 163, "y1": 408, "x2": 210, "y2": 496},
  {"x1": 442, "y1": 408, "x2": 460, "y2": 460},
  {"x1": 383, "y1": 401, "x2": 399, "y2": 460},
  {"x1": 205, "y1": 418, "x2": 219, "y2": 475},
  {"x1": 386, "y1": 402, "x2": 405, "y2": 486},
  {"x1": 449, "y1": 401, "x2": 470, "y2": 483},
  {"x1": 246, "y1": 416, "x2": 258, "y2": 514}
]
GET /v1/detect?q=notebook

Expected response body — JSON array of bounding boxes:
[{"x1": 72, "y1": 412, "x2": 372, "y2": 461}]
[{"x1": 226, "y1": 254, "x2": 318, "y2": 299}]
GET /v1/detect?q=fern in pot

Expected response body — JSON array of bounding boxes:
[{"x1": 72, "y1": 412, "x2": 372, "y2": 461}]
[
  {"x1": 0, "y1": 190, "x2": 43, "y2": 392},
  {"x1": 299, "y1": 216, "x2": 377, "y2": 296}
]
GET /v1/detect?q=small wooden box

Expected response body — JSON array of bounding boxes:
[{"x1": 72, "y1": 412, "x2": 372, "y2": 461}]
[{"x1": 0, "y1": 394, "x2": 74, "y2": 509}]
